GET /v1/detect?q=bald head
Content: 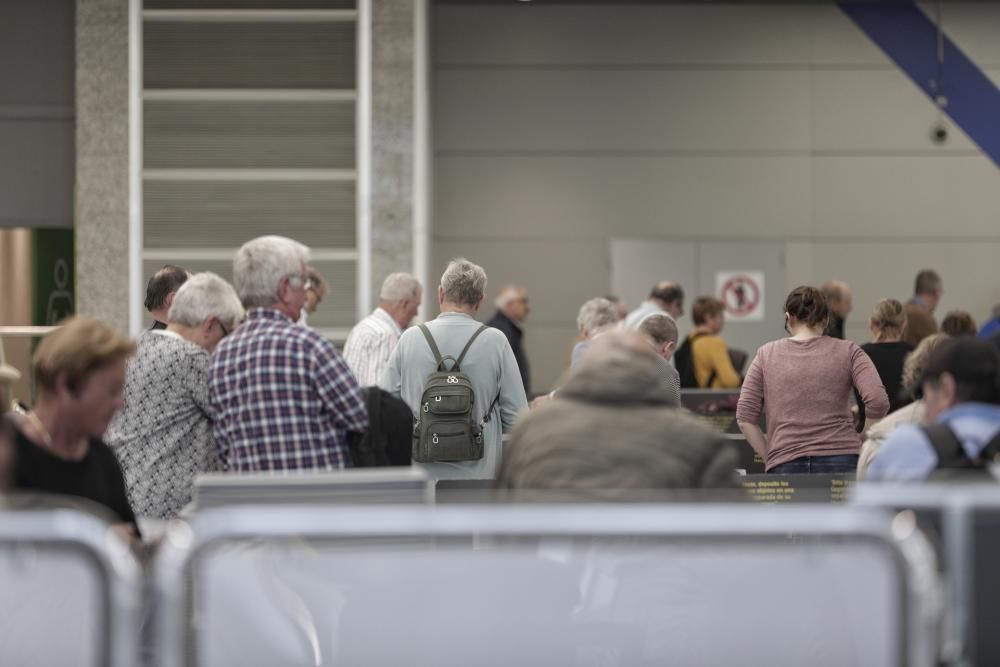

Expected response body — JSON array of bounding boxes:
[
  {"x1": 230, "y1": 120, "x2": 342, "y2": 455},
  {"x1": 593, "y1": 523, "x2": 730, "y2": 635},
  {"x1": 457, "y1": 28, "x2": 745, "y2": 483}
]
[
  {"x1": 821, "y1": 280, "x2": 852, "y2": 318},
  {"x1": 649, "y1": 281, "x2": 684, "y2": 319},
  {"x1": 496, "y1": 284, "x2": 530, "y2": 322}
]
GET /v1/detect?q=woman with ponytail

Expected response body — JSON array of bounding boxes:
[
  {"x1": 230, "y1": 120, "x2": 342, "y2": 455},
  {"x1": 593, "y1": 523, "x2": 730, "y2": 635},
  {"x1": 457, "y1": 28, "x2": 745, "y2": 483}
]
[{"x1": 736, "y1": 286, "x2": 889, "y2": 474}]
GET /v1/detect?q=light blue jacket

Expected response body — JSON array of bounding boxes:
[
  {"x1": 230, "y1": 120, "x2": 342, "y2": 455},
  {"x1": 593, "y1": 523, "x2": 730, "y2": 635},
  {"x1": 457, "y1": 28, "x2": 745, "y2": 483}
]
[
  {"x1": 382, "y1": 312, "x2": 528, "y2": 480},
  {"x1": 867, "y1": 403, "x2": 1000, "y2": 481}
]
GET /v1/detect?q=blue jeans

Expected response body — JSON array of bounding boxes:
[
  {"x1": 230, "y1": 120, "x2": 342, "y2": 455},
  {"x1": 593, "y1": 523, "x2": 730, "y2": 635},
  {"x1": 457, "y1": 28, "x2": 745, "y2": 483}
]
[{"x1": 768, "y1": 454, "x2": 859, "y2": 475}]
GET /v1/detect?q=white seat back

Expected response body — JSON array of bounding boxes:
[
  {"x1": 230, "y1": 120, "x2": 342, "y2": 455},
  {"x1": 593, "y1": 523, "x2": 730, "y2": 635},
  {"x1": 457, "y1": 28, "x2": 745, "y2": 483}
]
[
  {"x1": 157, "y1": 503, "x2": 940, "y2": 667},
  {"x1": 0, "y1": 505, "x2": 142, "y2": 667}
]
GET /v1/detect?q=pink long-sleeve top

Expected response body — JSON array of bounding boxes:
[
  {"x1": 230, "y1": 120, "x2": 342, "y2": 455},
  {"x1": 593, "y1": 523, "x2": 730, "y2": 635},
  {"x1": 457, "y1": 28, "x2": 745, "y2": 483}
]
[{"x1": 736, "y1": 336, "x2": 890, "y2": 471}]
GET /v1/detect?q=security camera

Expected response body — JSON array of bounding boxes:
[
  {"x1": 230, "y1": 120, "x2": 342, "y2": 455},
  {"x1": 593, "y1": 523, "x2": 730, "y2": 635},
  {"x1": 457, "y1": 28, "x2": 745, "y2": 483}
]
[{"x1": 930, "y1": 122, "x2": 949, "y2": 145}]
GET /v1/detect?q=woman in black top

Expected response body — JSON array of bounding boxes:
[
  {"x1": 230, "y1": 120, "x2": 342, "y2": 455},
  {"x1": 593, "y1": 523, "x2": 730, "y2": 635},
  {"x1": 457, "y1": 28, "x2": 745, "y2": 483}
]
[
  {"x1": 12, "y1": 317, "x2": 139, "y2": 539},
  {"x1": 861, "y1": 299, "x2": 914, "y2": 413}
]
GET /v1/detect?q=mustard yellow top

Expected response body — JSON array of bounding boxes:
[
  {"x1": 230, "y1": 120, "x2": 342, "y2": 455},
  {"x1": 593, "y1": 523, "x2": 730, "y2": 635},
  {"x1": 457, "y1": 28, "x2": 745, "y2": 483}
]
[{"x1": 691, "y1": 334, "x2": 742, "y2": 389}]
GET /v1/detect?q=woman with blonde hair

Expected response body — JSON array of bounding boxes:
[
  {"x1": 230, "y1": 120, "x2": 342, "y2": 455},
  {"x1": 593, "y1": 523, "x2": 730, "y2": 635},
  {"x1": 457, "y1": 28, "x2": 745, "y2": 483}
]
[
  {"x1": 12, "y1": 317, "x2": 139, "y2": 537},
  {"x1": 861, "y1": 298, "x2": 914, "y2": 413}
]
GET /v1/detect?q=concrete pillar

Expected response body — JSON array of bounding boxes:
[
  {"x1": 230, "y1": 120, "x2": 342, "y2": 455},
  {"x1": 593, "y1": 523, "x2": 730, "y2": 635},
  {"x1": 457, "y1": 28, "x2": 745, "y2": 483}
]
[
  {"x1": 370, "y1": 0, "x2": 420, "y2": 305},
  {"x1": 75, "y1": 0, "x2": 131, "y2": 334}
]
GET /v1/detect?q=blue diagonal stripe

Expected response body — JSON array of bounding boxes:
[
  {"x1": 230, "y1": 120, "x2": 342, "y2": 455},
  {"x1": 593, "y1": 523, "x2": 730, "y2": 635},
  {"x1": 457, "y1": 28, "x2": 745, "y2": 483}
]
[{"x1": 840, "y1": 1, "x2": 1000, "y2": 169}]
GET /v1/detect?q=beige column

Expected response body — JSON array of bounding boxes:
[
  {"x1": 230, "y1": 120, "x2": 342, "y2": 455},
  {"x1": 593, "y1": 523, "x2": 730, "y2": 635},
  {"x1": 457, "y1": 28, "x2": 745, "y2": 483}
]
[{"x1": 75, "y1": 0, "x2": 131, "y2": 334}]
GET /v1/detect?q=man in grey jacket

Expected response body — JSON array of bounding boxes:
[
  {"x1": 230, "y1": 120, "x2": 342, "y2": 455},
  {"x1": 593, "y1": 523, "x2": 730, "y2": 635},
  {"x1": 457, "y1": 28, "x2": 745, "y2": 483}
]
[
  {"x1": 498, "y1": 330, "x2": 737, "y2": 498},
  {"x1": 382, "y1": 258, "x2": 528, "y2": 480}
]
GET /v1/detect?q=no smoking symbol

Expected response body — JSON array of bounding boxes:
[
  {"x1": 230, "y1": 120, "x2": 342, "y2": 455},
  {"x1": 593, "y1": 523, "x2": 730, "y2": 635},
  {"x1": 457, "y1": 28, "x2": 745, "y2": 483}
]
[{"x1": 721, "y1": 275, "x2": 760, "y2": 317}]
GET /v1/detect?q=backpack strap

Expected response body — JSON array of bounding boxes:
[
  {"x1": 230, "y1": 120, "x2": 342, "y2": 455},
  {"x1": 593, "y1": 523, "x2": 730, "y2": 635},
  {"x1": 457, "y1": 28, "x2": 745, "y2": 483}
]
[
  {"x1": 419, "y1": 324, "x2": 454, "y2": 372},
  {"x1": 924, "y1": 423, "x2": 980, "y2": 470},
  {"x1": 418, "y1": 324, "x2": 443, "y2": 364},
  {"x1": 454, "y1": 325, "x2": 489, "y2": 370},
  {"x1": 981, "y1": 429, "x2": 1000, "y2": 464},
  {"x1": 481, "y1": 388, "x2": 502, "y2": 425}
]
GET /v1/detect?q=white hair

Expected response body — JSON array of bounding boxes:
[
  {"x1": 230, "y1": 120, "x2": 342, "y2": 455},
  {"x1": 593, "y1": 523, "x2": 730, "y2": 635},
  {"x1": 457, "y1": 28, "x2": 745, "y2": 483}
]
[
  {"x1": 168, "y1": 272, "x2": 245, "y2": 329},
  {"x1": 576, "y1": 297, "x2": 618, "y2": 335},
  {"x1": 379, "y1": 273, "x2": 421, "y2": 303},
  {"x1": 440, "y1": 258, "x2": 487, "y2": 307},
  {"x1": 494, "y1": 285, "x2": 524, "y2": 310},
  {"x1": 233, "y1": 235, "x2": 310, "y2": 308}
]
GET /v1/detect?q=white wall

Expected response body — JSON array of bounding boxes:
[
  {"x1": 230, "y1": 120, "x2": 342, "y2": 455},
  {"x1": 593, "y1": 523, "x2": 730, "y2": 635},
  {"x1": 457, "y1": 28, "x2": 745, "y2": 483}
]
[{"x1": 432, "y1": 2, "x2": 1000, "y2": 392}]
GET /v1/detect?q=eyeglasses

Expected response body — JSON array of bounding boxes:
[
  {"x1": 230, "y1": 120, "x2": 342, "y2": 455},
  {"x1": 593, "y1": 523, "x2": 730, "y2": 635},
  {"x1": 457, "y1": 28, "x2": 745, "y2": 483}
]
[
  {"x1": 286, "y1": 273, "x2": 312, "y2": 290},
  {"x1": 216, "y1": 319, "x2": 230, "y2": 337}
]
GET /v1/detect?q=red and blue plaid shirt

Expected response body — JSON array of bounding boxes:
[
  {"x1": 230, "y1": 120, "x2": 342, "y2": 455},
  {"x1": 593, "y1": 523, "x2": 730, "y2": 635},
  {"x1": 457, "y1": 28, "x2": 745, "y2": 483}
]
[{"x1": 208, "y1": 308, "x2": 367, "y2": 471}]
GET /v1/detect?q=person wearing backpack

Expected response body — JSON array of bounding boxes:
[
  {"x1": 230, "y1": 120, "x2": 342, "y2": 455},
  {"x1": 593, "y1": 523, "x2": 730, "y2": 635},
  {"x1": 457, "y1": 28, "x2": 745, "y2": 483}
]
[
  {"x1": 382, "y1": 258, "x2": 528, "y2": 480},
  {"x1": 677, "y1": 297, "x2": 741, "y2": 389},
  {"x1": 867, "y1": 337, "x2": 1000, "y2": 481}
]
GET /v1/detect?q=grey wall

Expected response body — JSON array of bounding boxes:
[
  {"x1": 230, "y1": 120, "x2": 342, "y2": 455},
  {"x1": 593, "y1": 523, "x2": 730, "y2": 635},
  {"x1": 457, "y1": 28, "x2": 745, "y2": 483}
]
[
  {"x1": 0, "y1": 0, "x2": 75, "y2": 229},
  {"x1": 432, "y1": 2, "x2": 1000, "y2": 393}
]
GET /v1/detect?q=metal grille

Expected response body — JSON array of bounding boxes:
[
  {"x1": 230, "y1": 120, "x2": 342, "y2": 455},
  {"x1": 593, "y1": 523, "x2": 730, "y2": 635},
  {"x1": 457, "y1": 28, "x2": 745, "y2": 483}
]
[
  {"x1": 144, "y1": 180, "x2": 356, "y2": 249},
  {"x1": 144, "y1": 21, "x2": 356, "y2": 90},
  {"x1": 146, "y1": 0, "x2": 354, "y2": 7},
  {"x1": 140, "y1": 2, "x2": 361, "y2": 331},
  {"x1": 144, "y1": 99, "x2": 355, "y2": 169}
]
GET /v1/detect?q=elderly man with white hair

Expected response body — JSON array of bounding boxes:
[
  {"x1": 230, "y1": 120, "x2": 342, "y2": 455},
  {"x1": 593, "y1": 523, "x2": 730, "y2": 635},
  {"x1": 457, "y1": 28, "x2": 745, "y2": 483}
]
[
  {"x1": 343, "y1": 272, "x2": 422, "y2": 387},
  {"x1": 571, "y1": 297, "x2": 620, "y2": 369},
  {"x1": 383, "y1": 258, "x2": 527, "y2": 479},
  {"x1": 106, "y1": 272, "x2": 244, "y2": 519},
  {"x1": 486, "y1": 284, "x2": 531, "y2": 396},
  {"x1": 209, "y1": 235, "x2": 367, "y2": 472}
]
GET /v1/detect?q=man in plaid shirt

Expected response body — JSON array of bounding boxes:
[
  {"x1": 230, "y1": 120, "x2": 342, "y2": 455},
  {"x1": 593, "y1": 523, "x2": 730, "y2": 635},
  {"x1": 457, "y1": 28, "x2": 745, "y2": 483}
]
[{"x1": 209, "y1": 236, "x2": 367, "y2": 471}]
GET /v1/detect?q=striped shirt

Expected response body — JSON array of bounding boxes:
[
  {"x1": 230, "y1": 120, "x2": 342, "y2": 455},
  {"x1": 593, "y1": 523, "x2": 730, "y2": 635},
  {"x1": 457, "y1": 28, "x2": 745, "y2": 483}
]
[
  {"x1": 342, "y1": 307, "x2": 403, "y2": 387},
  {"x1": 208, "y1": 308, "x2": 368, "y2": 472}
]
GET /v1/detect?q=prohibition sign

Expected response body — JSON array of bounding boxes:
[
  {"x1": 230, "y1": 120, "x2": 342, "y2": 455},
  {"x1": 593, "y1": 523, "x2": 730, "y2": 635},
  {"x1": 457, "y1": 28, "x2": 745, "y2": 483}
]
[{"x1": 721, "y1": 274, "x2": 761, "y2": 318}]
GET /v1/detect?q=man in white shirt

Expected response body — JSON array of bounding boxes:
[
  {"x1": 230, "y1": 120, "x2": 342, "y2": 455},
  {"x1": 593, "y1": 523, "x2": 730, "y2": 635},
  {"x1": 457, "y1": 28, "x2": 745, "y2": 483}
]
[
  {"x1": 343, "y1": 273, "x2": 422, "y2": 386},
  {"x1": 624, "y1": 281, "x2": 685, "y2": 330}
]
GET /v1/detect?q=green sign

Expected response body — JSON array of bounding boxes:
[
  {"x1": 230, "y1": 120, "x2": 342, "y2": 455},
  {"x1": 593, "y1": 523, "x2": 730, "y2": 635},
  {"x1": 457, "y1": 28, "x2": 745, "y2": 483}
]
[{"x1": 32, "y1": 229, "x2": 74, "y2": 326}]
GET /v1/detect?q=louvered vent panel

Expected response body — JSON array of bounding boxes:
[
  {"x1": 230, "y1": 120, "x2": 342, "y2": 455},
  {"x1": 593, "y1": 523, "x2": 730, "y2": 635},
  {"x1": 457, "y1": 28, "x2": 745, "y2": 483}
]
[
  {"x1": 144, "y1": 181, "x2": 356, "y2": 249},
  {"x1": 146, "y1": 0, "x2": 354, "y2": 7},
  {"x1": 144, "y1": 100, "x2": 355, "y2": 169},
  {"x1": 143, "y1": 258, "x2": 357, "y2": 329},
  {"x1": 144, "y1": 22, "x2": 356, "y2": 89}
]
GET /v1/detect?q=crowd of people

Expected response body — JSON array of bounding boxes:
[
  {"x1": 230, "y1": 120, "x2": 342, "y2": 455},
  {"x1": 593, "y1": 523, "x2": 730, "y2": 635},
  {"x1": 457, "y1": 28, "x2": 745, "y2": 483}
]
[{"x1": 1, "y1": 234, "x2": 1000, "y2": 543}]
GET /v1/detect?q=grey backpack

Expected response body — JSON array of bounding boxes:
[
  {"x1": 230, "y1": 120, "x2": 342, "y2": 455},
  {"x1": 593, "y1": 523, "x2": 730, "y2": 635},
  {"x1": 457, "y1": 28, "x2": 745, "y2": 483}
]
[{"x1": 413, "y1": 324, "x2": 500, "y2": 463}]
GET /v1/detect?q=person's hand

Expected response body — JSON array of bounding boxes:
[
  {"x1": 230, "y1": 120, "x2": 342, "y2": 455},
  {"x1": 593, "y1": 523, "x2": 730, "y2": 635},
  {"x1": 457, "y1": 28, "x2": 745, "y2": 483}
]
[
  {"x1": 530, "y1": 394, "x2": 552, "y2": 409},
  {"x1": 111, "y1": 522, "x2": 138, "y2": 545}
]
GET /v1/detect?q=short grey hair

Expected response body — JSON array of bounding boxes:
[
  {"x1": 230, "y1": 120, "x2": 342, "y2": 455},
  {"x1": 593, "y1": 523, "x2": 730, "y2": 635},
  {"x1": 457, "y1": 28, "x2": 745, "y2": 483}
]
[
  {"x1": 168, "y1": 272, "x2": 244, "y2": 330},
  {"x1": 234, "y1": 235, "x2": 310, "y2": 308},
  {"x1": 914, "y1": 269, "x2": 942, "y2": 296},
  {"x1": 440, "y1": 258, "x2": 487, "y2": 307},
  {"x1": 638, "y1": 313, "x2": 679, "y2": 347},
  {"x1": 576, "y1": 297, "x2": 618, "y2": 335},
  {"x1": 379, "y1": 272, "x2": 421, "y2": 303}
]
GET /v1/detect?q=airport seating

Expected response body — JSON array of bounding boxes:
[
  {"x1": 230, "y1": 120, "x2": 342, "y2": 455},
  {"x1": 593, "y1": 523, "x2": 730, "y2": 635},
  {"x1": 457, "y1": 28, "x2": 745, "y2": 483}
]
[
  {"x1": 852, "y1": 483, "x2": 1000, "y2": 666},
  {"x1": 155, "y1": 502, "x2": 941, "y2": 667},
  {"x1": 0, "y1": 498, "x2": 143, "y2": 667}
]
